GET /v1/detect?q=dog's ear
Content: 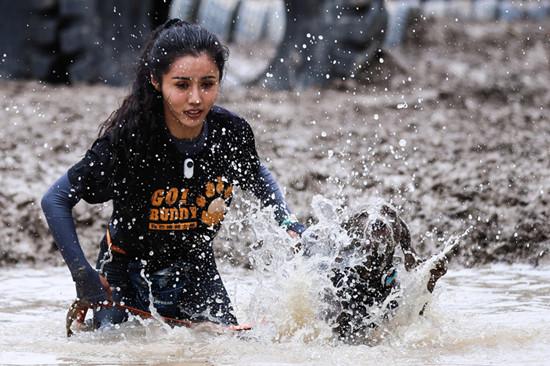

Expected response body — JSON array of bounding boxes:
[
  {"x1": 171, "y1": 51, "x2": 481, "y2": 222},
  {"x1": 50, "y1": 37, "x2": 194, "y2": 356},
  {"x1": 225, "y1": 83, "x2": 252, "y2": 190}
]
[
  {"x1": 396, "y1": 217, "x2": 419, "y2": 271},
  {"x1": 343, "y1": 211, "x2": 369, "y2": 236}
]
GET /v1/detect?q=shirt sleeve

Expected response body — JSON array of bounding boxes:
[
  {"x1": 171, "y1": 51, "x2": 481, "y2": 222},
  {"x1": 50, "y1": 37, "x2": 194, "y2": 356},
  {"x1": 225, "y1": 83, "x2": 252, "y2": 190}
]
[
  {"x1": 67, "y1": 136, "x2": 117, "y2": 204},
  {"x1": 232, "y1": 120, "x2": 306, "y2": 235},
  {"x1": 231, "y1": 119, "x2": 261, "y2": 192},
  {"x1": 249, "y1": 164, "x2": 290, "y2": 221},
  {"x1": 41, "y1": 173, "x2": 108, "y2": 304},
  {"x1": 248, "y1": 164, "x2": 304, "y2": 233}
]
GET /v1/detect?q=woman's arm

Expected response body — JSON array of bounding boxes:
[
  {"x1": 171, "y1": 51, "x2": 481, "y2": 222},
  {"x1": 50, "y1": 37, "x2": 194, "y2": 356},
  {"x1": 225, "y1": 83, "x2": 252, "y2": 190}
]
[
  {"x1": 229, "y1": 116, "x2": 306, "y2": 236},
  {"x1": 249, "y1": 164, "x2": 306, "y2": 235},
  {"x1": 41, "y1": 173, "x2": 108, "y2": 304}
]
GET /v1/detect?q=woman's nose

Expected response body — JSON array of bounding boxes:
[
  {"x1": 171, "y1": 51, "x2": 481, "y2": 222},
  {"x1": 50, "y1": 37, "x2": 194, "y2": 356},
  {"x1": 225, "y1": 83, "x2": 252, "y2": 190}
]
[{"x1": 188, "y1": 85, "x2": 201, "y2": 105}]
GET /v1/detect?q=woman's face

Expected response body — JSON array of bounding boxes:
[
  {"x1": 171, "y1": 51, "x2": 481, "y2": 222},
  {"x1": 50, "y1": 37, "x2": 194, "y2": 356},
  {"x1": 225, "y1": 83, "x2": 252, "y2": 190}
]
[{"x1": 154, "y1": 53, "x2": 220, "y2": 139}]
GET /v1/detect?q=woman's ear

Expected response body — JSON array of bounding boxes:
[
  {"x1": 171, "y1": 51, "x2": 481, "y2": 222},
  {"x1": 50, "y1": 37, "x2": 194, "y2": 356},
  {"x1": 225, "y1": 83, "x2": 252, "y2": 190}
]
[{"x1": 150, "y1": 75, "x2": 160, "y2": 91}]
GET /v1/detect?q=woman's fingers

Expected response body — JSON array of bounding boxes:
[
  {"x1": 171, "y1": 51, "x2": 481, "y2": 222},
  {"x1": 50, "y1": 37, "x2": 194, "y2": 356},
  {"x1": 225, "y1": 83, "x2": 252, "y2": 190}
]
[
  {"x1": 75, "y1": 306, "x2": 88, "y2": 324},
  {"x1": 66, "y1": 299, "x2": 90, "y2": 337},
  {"x1": 287, "y1": 230, "x2": 300, "y2": 239}
]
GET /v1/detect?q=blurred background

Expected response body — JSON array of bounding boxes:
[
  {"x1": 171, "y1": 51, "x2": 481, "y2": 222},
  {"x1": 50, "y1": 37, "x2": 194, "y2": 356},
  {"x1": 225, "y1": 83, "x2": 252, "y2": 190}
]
[
  {"x1": 0, "y1": 0, "x2": 549, "y2": 267},
  {"x1": 1, "y1": 2, "x2": 550, "y2": 364},
  {"x1": 2, "y1": 0, "x2": 548, "y2": 87}
]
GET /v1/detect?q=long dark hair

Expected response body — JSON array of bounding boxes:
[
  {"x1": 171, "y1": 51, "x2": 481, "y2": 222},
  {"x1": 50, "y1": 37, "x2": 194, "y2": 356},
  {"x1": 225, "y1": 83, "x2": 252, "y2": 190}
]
[{"x1": 98, "y1": 19, "x2": 229, "y2": 160}]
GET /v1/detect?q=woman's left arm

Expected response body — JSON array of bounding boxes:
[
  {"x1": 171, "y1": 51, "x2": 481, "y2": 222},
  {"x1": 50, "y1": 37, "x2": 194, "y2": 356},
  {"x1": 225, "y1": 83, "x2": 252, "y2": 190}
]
[
  {"x1": 233, "y1": 118, "x2": 306, "y2": 237},
  {"x1": 248, "y1": 163, "x2": 306, "y2": 237}
]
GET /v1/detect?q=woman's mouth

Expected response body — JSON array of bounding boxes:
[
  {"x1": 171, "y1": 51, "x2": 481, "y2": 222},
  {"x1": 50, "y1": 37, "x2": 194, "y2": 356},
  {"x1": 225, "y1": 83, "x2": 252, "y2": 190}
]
[{"x1": 184, "y1": 109, "x2": 203, "y2": 119}]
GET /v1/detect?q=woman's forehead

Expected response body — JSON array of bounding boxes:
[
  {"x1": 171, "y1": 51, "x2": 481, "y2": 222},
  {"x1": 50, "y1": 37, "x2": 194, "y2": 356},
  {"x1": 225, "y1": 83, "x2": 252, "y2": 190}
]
[{"x1": 167, "y1": 53, "x2": 219, "y2": 77}]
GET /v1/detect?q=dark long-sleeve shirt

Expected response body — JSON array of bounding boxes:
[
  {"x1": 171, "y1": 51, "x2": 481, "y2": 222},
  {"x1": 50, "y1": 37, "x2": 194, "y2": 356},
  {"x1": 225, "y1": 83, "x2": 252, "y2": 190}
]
[{"x1": 41, "y1": 106, "x2": 304, "y2": 303}]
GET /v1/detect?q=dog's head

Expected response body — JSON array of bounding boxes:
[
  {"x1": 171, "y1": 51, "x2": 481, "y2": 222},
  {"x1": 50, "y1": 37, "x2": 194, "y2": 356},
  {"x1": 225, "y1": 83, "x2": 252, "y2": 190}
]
[{"x1": 340, "y1": 203, "x2": 412, "y2": 275}]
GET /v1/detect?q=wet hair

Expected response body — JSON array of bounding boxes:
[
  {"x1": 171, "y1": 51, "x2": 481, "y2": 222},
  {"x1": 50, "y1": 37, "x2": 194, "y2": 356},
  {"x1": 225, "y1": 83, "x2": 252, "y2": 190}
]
[
  {"x1": 98, "y1": 19, "x2": 229, "y2": 159},
  {"x1": 149, "y1": 19, "x2": 228, "y2": 84}
]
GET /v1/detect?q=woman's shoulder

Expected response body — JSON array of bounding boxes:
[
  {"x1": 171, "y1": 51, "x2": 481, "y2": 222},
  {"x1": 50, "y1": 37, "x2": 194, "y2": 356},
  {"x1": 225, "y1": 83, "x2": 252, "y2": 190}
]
[
  {"x1": 90, "y1": 127, "x2": 143, "y2": 159},
  {"x1": 75, "y1": 131, "x2": 113, "y2": 158},
  {"x1": 81, "y1": 130, "x2": 128, "y2": 166},
  {"x1": 209, "y1": 105, "x2": 251, "y2": 133}
]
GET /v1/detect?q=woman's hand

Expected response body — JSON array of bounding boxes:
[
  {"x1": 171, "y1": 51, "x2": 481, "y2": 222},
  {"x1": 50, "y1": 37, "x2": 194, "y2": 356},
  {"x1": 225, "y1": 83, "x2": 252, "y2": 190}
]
[
  {"x1": 74, "y1": 267, "x2": 112, "y2": 305},
  {"x1": 287, "y1": 230, "x2": 304, "y2": 255},
  {"x1": 67, "y1": 272, "x2": 112, "y2": 336},
  {"x1": 287, "y1": 230, "x2": 300, "y2": 239}
]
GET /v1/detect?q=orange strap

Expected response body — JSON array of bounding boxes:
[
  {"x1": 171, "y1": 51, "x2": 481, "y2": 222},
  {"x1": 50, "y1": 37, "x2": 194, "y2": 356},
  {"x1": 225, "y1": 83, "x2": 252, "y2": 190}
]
[
  {"x1": 106, "y1": 302, "x2": 251, "y2": 330},
  {"x1": 105, "y1": 301, "x2": 194, "y2": 327},
  {"x1": 106, "y1": 228, "x2": 127, "y2": 255}
]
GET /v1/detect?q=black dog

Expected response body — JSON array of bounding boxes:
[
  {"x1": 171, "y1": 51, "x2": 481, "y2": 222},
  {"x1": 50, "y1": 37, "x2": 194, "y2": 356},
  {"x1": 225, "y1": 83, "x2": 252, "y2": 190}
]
[{"x1": 304, "y1": 203, "x2": 447, "y2": 344}]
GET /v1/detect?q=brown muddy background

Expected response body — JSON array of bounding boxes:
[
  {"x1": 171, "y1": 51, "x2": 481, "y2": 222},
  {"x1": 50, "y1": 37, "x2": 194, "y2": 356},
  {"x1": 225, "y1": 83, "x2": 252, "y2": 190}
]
[{"x1": 1, "y1": 19, "x2": 549, "y2": 268}]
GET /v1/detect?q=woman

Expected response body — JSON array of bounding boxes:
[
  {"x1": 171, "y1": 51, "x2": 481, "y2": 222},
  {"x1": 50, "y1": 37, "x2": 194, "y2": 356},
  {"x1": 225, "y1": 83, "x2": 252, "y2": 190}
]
[{"x1": 41, "y1": 19, "x2": 305, "y2": 330}]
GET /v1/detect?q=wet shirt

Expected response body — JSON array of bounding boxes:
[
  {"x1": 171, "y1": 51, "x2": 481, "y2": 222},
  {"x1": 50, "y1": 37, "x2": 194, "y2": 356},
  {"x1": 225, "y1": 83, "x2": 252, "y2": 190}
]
[{"x1": 68, "y1": 106, "x2": 266, "y2": 270}]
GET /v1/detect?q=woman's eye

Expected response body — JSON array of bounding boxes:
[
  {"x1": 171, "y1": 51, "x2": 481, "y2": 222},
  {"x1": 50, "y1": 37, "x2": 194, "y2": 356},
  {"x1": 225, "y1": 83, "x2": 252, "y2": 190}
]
[
  {"x1": 176, "y1": 83, "x2": 189, "y2": 90},
  {"x1": 201, "y1": 82, "x2": 215, "y2": 90}
]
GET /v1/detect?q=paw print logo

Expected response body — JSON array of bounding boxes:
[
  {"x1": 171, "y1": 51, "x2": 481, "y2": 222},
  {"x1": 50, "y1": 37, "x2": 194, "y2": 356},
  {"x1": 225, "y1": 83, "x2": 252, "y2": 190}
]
[{"x1": 196, "y1": 177, "x2": 233, "y2": 226}]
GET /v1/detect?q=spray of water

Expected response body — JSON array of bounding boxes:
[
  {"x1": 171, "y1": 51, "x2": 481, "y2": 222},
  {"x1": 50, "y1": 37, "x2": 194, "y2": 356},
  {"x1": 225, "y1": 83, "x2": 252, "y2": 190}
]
[{"x1": 242, "y1": 194, "x2": 469, "y2": 346}]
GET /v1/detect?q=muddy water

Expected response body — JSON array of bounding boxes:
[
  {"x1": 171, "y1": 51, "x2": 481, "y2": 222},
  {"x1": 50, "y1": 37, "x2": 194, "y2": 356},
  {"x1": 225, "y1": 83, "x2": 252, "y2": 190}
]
[{"x1": 1, "y1": 263, "x2": 548, "y2": 366}]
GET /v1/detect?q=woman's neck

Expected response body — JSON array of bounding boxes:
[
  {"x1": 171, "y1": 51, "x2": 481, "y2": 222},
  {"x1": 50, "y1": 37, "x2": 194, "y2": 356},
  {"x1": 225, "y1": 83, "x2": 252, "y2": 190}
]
[{"x1": 165, "y1": 118, "x2": 204, "y2": 140}]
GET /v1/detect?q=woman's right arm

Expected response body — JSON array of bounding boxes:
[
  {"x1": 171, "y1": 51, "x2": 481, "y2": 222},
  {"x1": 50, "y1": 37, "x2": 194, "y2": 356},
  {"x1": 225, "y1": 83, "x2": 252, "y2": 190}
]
[
  {"x1": 41, "y1": 137, "x2": 116, "y2": 304},
  {"x1": 41, "y1": 173, "x2": 108, "y2": 304}
]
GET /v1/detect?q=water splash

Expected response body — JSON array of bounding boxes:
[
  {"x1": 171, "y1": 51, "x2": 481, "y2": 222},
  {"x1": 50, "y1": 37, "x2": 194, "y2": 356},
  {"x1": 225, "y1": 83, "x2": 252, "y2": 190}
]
[
  {"x1": 375, "y1": 229, "x2": 472, "y2": 345},
  {"x1": 243, "y1": 194, "x2": 470, "y2": 346},
  {"x1": 78, "y1": 193, "x2": 469, "y2": 348}
]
